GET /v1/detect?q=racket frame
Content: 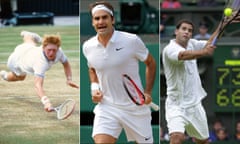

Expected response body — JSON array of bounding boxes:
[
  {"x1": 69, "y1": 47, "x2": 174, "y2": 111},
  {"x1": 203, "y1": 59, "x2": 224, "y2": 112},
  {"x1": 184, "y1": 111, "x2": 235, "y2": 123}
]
[
  {"x1": 52, "y1": 99, "x2": 76, "y2": 120},
  {"x1": 123, "y1": 74, "x2": 145, "y2": 105},
  {"x1": 122, "y1": 74, "x2": 159, "y2": 111},
  {"x1": 212, "y1": 0, "x2": 240, "y2": 45}
]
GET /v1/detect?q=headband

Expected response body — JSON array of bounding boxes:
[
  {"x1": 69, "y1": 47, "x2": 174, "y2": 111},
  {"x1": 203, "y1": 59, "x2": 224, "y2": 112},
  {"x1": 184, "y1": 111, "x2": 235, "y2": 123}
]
[{"x1": 91, "y1": 4, "x2": 113, "y2": 16}]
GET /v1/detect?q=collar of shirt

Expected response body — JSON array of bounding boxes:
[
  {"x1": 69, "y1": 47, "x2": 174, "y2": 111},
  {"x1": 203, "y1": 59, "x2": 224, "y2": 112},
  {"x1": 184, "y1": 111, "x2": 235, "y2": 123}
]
[{"x1": 96, "y1": 29, "x2": 118, "y2": 46}]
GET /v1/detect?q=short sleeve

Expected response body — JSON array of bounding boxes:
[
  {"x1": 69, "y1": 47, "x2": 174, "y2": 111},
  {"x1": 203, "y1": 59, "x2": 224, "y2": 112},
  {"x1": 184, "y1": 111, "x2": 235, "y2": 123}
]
[
  {"x1": 164, "y1": 40, "x2": 185, "y2": 63},
  {"x1": 134, "y1": 36, "x2": 149, "y2": 62},
  {"x1": 58, "y1": 48, "x2": 68, "y2": 63}
]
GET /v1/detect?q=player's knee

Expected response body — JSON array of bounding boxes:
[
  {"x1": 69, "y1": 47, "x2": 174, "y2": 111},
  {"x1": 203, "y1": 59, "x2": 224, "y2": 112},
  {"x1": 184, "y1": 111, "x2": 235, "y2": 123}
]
[
  {"x1": 170, "y1": 132, "x2": 185, "y2": 144},
  {"x1": 7, "y1": 72, "x2": 26, "y2": 81},
  {"x1": 16, "y1": 75, "x2": 26, "y2": 81},
  {"x1": 93, "y1": 134, "x2": 116, "y2": 144}
]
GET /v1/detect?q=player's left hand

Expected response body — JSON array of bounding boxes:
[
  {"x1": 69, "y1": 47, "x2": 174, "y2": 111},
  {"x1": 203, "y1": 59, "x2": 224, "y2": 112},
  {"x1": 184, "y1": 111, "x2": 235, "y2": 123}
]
[
  {"x1": 144, "y1": 93, "x2": 152, "y2": 105},
  {"x1": 67, "y1": 80, "x2": 79, "y2": 89},
  {"x1": 204, "y1": 44, "x2": 216, "y2": 55}
]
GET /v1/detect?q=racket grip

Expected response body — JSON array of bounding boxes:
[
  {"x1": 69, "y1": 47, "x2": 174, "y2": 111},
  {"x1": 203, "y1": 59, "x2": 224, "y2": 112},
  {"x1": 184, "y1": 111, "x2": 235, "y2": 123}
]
[
  {"x1": 211, "y1": 36, "x2": 217, "y2": 46},
  {"x1": 149, "y1": 102, "x2": 160, "y2": 111}
]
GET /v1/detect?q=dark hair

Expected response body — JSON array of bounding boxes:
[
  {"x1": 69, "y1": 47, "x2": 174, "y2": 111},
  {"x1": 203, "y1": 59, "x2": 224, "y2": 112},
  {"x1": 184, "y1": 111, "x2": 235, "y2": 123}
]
[
  {"x1": 199, "y1": 21, "x2": 209, "y2": 28},
  {"x1": 89, "y1": 1, "x2": 114, "y2": 17},
  {"x1": 213, "y1": 118, "x2": 223, "y2": 125},
  {"x1": 176, "y1": 19, "x2": 195, "y2": 31},
  {"x1": 216, "y1": 127, "x2": 227, "y2": 134}
]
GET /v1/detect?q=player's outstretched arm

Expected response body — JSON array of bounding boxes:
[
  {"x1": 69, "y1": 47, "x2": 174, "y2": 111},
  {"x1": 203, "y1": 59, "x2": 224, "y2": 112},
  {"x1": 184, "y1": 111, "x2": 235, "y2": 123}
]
[
  {"x1": 34, "y1": 76, "x2": 53, "y2": 112},
  {"x1": 34, "y1": 76, "x2": 45, "y2": 98}
]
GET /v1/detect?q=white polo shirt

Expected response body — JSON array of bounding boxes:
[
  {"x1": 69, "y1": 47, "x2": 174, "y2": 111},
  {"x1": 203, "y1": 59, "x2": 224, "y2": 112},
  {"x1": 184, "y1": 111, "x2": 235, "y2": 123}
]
[
  {"x1": 162, "y1": 39, "x2": 207, "y2": 108},
  {"x1": 83, "y1": 30, "x2": 149, "y2": 110},
  {"x1": 7, "y1": 43, "x2": 67, "y2": 77}
]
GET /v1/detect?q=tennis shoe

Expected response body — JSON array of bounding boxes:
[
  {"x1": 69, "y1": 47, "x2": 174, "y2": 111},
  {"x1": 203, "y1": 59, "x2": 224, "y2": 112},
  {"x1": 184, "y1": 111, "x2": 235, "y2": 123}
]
[
  {"x1": 0, "y1": 70, "x2": 7, "y2": 80},
  {"x1": 20, "y1": 30, "x2": 42, "y2": 44}
]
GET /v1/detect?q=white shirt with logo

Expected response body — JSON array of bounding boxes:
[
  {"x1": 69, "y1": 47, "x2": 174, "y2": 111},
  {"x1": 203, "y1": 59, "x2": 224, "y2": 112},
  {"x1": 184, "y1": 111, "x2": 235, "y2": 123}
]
[
  {"x1": 162, "y1": 39, "x2": 207, "y2": 108},
  {"x1": 83, "y1": 30, "x2": 149, "y2": 110}
]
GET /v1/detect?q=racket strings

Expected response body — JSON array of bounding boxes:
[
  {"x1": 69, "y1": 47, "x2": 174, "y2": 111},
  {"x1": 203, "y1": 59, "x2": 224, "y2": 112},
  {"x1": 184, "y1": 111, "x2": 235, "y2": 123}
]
[
  {"x1": 60, "y1": 104, "x2": 70, "y2": 116},
  {"x1": 123, "y1": 77, "x2": 145, "y2": 105},
  {"x1": 217, "y1": 1, "x2": 240, "y2": 39},
  {"x1": 58, "y1": 100, "x2": 75, "y2": 119},
  {"x1": 218, "y1": 12, "x2": 231, "y2": 37}
]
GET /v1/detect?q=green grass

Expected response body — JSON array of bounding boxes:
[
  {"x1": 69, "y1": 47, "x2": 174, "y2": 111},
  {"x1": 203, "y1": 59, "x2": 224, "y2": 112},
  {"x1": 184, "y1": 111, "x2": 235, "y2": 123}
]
[
  {"x1": 0, "y1": 26, "x2": 79, "y2": 144},
  {"x1": 0, "y1": 26, "x2": 79, "y2": 60}
]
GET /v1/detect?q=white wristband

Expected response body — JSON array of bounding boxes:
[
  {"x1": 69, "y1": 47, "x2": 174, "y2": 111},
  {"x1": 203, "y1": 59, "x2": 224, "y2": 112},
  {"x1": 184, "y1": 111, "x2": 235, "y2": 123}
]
[
  {"x1": 67, "y1": 76, "x2": 72, "y2": 81},
  {"x1": 91, "y1": 82, "x2": 100, "y2": 91},
  {"x1": 41, "y1": 96, "x2": 50, "y2": 105}
]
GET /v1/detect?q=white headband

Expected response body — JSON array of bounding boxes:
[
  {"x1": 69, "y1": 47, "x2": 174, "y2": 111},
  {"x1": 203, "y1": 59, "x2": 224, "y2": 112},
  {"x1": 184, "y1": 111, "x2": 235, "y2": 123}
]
[{"x1": 91, "y1": 4, "x2": 113, "y2": 16}]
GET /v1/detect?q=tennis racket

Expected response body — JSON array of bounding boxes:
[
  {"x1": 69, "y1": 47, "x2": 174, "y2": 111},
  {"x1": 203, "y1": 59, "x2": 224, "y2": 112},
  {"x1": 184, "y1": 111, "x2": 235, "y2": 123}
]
[
  {"x1": 50, "y1": 99, "x2": 76, "y2": 120},
  {"x1": 122, "y1": 74, "x2": 160, "y2": 111},
  {"x1": 211, "y1": 0, "x2": 240, "y2": 45}
]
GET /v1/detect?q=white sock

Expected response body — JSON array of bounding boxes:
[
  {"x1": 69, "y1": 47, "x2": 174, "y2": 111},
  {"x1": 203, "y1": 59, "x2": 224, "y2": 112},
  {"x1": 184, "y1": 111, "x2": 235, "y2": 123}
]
[{"x1": 0, "y1": 70, "x2": 8, "y2": 80}]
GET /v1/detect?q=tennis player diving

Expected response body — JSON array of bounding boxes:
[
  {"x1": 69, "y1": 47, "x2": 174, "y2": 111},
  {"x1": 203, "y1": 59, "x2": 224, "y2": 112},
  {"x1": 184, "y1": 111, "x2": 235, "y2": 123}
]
[
  {"x1": 82, "y1": 1, "x2": 156, "y2": 143},
  {"x1": 0, "y1": 31, "x2": 79, "y2": 112}
]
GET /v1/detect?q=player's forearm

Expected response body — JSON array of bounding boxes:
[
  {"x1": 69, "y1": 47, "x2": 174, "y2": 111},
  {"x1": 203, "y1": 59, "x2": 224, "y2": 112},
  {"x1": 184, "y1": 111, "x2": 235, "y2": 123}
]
[
  {"x1": 89, "y1": 68, "x2": 99, "y2": 83},
  {"x1": 144, "y1": 56, "x2": 156, "y2": 95},
  {"x1": 178, "y1": 49, "x2": 205, "y2": 60},
  {"x1": 34, "y1": 77, "x2": 45, "y2": 98},
  {"x1": 35, "y1": 86, "x2": 45, "y2": 98},
  {"x1": 178, "y1": 47, "x2": 214, "y2": 60},
  {"x1": 63, "y1": 61, "x2": 72, "y2": 81}
]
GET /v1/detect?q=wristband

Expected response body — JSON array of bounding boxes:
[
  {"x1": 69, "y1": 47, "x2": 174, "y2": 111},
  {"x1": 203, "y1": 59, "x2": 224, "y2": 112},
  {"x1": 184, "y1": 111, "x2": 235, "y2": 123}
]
[
  {"x1": 67, "y1": 76, "x2": 72, "y2": 81},
  {"x1": 41, "y1": 96, "x2": 50, "y2": 105},
  {"x1": 91, "y1": 82, "x2": 100, "y2": 91}
]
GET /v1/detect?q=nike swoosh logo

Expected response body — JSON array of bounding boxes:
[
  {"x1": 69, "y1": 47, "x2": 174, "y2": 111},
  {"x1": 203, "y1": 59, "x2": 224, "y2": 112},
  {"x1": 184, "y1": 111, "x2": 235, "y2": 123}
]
[
  {"x1": 145, "y1": 137, "x2": 151, "y2": 141},
  {"x1": 116, "y1": 47, "x2": 123, "y2": 51}
]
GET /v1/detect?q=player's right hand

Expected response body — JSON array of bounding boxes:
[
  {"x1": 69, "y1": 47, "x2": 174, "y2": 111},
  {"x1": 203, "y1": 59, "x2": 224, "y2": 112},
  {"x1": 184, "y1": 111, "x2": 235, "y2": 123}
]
[
  {"x1": 44, "y1": 102, "x2": 54, "y2": 112},
  {"x1": 91, "y1": 90, "x2": 103, "y2": 103},
  {"x1": 144, "y1": 93, "x2": 152, "y2": 105}
]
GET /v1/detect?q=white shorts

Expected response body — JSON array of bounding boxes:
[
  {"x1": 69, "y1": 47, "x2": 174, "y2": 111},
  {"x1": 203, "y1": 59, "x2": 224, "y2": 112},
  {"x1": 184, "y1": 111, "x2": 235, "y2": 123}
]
[
  {"x1": 92, "y1": 102, "x2": 153, "y2": 143},
  {"x1": 7, "y1": 44, "x2": 33, "y2": 76},
  {"x1": 7, "y1": 53, "x2": 26, "y2": 76},
  {"x1": 165, "y1": 102, "x2": 209, "y2": 140}
]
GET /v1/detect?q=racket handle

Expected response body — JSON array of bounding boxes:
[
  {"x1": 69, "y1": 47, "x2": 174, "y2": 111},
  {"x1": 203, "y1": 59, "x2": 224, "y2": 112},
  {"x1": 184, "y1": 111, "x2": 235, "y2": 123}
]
[
  {"x1": 148, "y1": 102, "x2": 160, "y2": 111},
  {"x1": 211, "y1": 36, "x2": 217, "y2": 46}
]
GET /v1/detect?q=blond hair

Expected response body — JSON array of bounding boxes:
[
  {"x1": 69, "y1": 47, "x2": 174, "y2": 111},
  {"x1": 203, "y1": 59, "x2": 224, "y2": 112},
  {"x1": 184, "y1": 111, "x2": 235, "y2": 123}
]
[{"x1": 42, "y1": 34, "x2": 61, "y2": 48}]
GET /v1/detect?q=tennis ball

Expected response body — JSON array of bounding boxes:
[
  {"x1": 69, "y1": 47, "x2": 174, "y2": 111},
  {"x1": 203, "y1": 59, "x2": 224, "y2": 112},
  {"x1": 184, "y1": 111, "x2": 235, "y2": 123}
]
[{"x1": 224, "y1": 8, "x2": 232, "y2": 17}]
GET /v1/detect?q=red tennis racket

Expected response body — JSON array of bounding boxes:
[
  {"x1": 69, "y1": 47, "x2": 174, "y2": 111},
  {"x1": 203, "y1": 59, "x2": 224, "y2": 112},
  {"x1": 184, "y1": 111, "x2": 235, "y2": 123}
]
[{"x1": 122, "y1": 74, "x2": 159, "y2": 111}]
